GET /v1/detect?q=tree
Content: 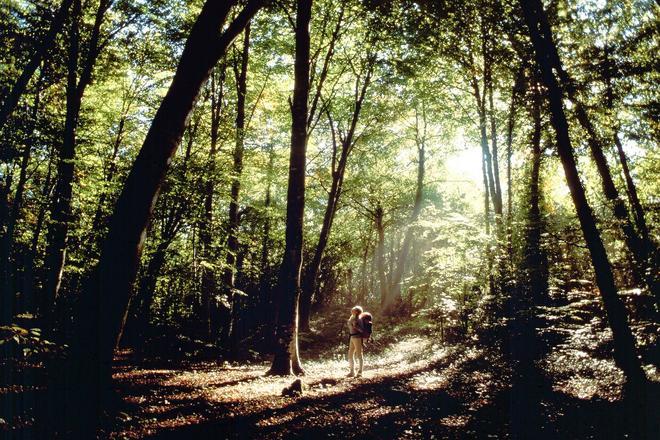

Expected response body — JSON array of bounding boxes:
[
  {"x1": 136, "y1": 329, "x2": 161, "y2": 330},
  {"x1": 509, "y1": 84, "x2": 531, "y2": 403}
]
[
  {"x1": 519, "y1": 0, "x2": 646, "y2": 390},
  {"x1": 267, "y1": 0, "x2": 312, "y2": 376},
  {"x1": 299, "y1": 43, "x2": 376, "y2": 331},
  {"x1": 41, "y1": 0, "x2": 114, "y2": 328},
  {"x1": 65, "y1": 0, "x2": 263, "y2": 433},
  {"x1": 224, "y1": 24, "x2": 251, "y2": 353},
  {"x1": 199, "y1": 64, "x2": 227, "y2": 341},
  {"x1": 0, "y1": 0, "x2": 74, "y2": 134}
]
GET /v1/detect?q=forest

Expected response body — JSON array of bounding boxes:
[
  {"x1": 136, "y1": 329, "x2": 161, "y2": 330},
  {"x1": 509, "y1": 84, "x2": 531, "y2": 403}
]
[{"x1": 0, "y1": 0, "x2": 658, "y2": 438}]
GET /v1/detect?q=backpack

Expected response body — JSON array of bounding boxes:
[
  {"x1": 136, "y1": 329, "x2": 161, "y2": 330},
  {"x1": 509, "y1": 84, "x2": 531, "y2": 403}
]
[{"x1": 359, "y1": 312, "x2": 373, "y2": 340}]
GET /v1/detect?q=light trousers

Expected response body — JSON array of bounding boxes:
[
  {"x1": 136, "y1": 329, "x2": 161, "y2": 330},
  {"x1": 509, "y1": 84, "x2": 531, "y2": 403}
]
[{"x1": 348, "y1": 336, "x2": 364, "y2": 373}]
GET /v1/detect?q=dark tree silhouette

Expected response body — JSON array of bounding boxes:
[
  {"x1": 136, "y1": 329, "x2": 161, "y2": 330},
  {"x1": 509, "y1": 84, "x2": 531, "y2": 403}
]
[
  {"x1": 520, "y1": 0, "x2": 646, "y2": 389},
  {"x1": 267, "y1": 0, "x2": 312, "y2": 376},
  {"x1": 0, "y1": 0, "x2": 74, "y2": 134},
  {"x1": 64, "y1": 1, "x2": 264, "y2": 434}
]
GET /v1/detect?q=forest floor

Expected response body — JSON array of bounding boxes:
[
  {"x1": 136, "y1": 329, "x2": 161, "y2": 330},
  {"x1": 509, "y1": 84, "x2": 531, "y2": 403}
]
[
  {"x1": 105, "y1": 292, "x2": 660, "y2": 440},
  {"x1": 2, "y1": 289, "x2": 659, "y2": 439}
]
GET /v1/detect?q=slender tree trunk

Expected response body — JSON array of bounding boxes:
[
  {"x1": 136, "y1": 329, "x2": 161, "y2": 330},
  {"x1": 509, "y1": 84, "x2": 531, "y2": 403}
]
[
  {"x1": 375, "y1": 204, "x2": 387, "y2": 305},
  {"x1": 259, "y1": 144, "x2": 274, "y2": 335},
  {"x1": 65, "y1": 1, "x2": 262, "y2": 434},
  {"x1": 473, "y1": 78, "x2": 499, "y2": 222},
  {"x1": 505, "y1": 69, "x2": 522, "y2": 260},
  {"x1": 200, "y1": 66, "x2": 225, "y2": 341},
  {"x1": 0, "y1": 0, "x2": 74, "y2": 134},
  {"x1": 268, "y1": 0, "x2": 312, "y2": 376},
  {"x1": 225, "y1": 25, "x2": 251, "y2": 354},
  {"x1": 1, "y1": 82, "x2": 42, "y2": 321},
  {"x1": 22, "y1": 148, "x2": 56, "y2": 315},
  {"x1": 299, "y1": 170, "x2": 340, "y2": 331},
  {"x1": 525, "y1": 86, "x2": 548, "y2": 303},
  {"x1": 121, "y1": 240, "x2": 171, "y2": 352},
  {"x1": 482, "y1": 145, "x2": 491, "y2": 234},
  {"x1": 486, "y1": 67, "x2": 503, "y2": 220},
  {"x1": 521, "y1": 0, "x2": 646, "y2": 388},
  {"x1": 42, "y1": 0, "x2": 111, "y2": 325},
  {"x1": 0, "y1": 175, "x2": 12, "y2": 325},
  {"x1": 602, "y1": 58, "x2": 657, "y2": 297},
  {"x1": 358, "y1": 236, "x2": 370, "y2": 303},
  {"x1": 613, "y1": 134, "x2": 650, "y2": 248},
  {"x1": 539, "y1": 17, "x2": 658, "y2": 304},
  {"x1": 41, "y1": 0, "x2": 83, "y2": 322}
]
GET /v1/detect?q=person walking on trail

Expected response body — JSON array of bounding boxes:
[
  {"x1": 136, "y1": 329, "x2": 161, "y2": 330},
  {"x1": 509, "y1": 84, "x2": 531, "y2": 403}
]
[{"x1": 347, "y1": 306, "x2": 365, "y2": 377}]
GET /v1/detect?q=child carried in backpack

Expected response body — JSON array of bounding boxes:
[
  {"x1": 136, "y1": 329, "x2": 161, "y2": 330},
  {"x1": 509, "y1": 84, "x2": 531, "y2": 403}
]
[{"x1": 346, "y1": 306, "x2": 373, "y2": 377}]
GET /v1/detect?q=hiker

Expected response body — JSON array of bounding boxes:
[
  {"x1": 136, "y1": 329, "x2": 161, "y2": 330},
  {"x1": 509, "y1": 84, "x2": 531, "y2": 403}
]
[{"x1": 347, "y1": 305, "x2": 365, "y2": 377}]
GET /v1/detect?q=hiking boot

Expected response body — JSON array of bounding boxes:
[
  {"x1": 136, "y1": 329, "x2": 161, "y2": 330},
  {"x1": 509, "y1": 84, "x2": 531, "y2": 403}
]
[
  {"x1": 356, "y1": 371, "x2": 362, "y2": 378},
  {"x1": 346, "y1": 372, "x2": 355, "y2": 377}
]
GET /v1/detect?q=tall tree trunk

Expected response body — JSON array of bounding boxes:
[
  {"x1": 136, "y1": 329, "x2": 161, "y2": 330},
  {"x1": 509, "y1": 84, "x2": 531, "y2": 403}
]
[
  {"x1": 473, "y1": 78, "x2": 499, "y2": 222},
  {"x1": 121, "y1": 240, "x2": 171, "y2": 352},
  {"x1": 225, "y1": 25, "x2": 251, "y2": 354},
  {"x1": 299, "y1": 170, "x2": 339, "y2": 331},
  {"x1": 22, "y1": 147, "x2": 56, "y2": 315},
  {"x1": 0, "y1": 0, "x2": 74, "y2": 134},
  {"x1": 65, "y1": 1, "x2": 262, "y2": 434},
  {"x1": 539, "y1": 18, "x2": 658, "y2": 305},
  {"x1": 42, "y1": 0, "x2": 111, "y2": 325},
  {"x1": 521, "y1": 0, "x2": 646, "y2": 388},
  {"x1": 41, "y1": 0, "x2": 83, "y2": 322},
  {"x1": 481, "y1": 144, "x2": 491, "y2": 234},
  {"x1": 200, "y1": 65, "x2": 226, "y2": 341},
  {"x1": 375, "y1": 204, "x2": 387, "y2": 305},
  {"x1": 525, "y1": 86, "x2": 548, "y2": 303},
  {"x1": 505, "y1": 68, "x2": 523, "y2": 259},
  {"x1": 0, "y1": 175, "x2": 12, "y2": 325},
  {"x1": 259, "y1": 144, "x2": 274, "y2": 335},
  {"x1": 602, "y1": 51, "x2": 657, "y2": 298},
  {"x1": 486, "y1": 65, "x2": 503, "y2": 220},
  {"x1": 1, "y1": 80, "x2": 42, "y2": 321},
  {"x1": 268, "y1": 0, "x2": 312, "y2": 376}
]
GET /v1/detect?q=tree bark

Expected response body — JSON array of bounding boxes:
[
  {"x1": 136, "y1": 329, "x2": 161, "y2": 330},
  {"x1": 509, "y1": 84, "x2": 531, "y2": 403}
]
[
  {"x1": 65, "y1": 1, "x2": 262, "y2": 434},
  {"x1": 525, "y1": 85, "x2": 548, "y2": 303},
  {"x1": 225, "y1": 25, "x2": 251, "y2": 354},
  {"x1": 268, "y1": 0, "x2": 312, "y2": 376},
  {"x1": 521, "y1": 0, "x2": 646, "y2": 388},
  {"x1": 259, "y1": 144, "x2": 275, "y2": 335},
  {"x1": 200, "y1": 65, "x2": 226, "y2": 341}
]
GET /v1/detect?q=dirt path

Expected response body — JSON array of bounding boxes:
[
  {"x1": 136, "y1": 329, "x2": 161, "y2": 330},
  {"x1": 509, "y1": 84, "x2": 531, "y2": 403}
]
[
  {"x1": 107, "y1": 294, "x2": 659, "y2": 439},
  {"x1": 109, "y1": 337, "x2": 506, "y2": 439}
]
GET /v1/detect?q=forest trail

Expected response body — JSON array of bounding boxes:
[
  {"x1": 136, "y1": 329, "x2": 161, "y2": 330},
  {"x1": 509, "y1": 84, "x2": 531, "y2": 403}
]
[
  {"x1": 110, "y1": 336, "x2": 500, "y2": 439},
  {"x1": 107, "y1": 292, "x2": 658, "y2": 439}
]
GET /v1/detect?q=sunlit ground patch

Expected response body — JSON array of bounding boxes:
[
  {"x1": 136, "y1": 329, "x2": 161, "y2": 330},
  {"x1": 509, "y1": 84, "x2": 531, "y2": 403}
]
[{"x1": 438, "y1": 414, "x2": 470, "y2": 428}]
